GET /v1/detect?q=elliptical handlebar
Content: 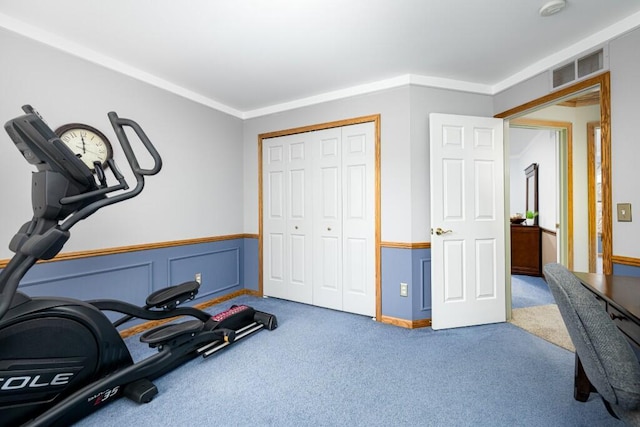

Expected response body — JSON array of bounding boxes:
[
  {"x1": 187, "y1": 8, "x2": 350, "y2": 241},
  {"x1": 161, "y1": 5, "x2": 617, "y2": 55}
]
[
  {"x1": 58, "y1": 110, "x2": 163, "y2": 230},
  {"x1": 108, "y1": 112, "x2": 162, "y2": 177}
]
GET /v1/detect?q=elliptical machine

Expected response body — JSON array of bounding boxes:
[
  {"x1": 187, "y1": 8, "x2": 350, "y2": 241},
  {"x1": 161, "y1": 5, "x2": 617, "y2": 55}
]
[{"x1": 0, "y1": 106, "x2": 277, "y2": 427}]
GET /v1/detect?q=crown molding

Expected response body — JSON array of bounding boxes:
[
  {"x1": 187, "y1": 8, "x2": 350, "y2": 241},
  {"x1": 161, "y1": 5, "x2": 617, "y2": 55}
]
[
  {"x1": 2, "y1": 10, "x2": 640, "y2": 119},
  {"x1": 242, "y1": 75, "x2": 494, "y2": 119}
]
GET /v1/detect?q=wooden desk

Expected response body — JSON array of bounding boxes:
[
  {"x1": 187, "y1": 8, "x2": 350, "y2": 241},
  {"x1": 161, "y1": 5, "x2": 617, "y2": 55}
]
[{"x1": 572, "y1": 272, "x2": 640, "y2": 401}]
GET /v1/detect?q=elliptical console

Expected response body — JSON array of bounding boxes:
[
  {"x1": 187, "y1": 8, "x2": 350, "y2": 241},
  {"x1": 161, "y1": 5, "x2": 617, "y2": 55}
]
[{"x1": 0, "y1": 106, "x2": 277, "y2": 427}]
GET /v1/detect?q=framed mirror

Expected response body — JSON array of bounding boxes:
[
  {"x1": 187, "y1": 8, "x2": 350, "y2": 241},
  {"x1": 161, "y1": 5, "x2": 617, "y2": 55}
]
[{"x1": 525, "y1": 163, "x2": 539, "y2": 225}]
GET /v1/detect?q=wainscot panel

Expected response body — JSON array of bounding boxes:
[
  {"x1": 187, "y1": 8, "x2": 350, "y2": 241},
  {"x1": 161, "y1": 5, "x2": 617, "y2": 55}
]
[
  {"x1": 243, "y1": 237, "x2": 259, "y2": 292},
  {"x1": 381, "y1": 247, "x2": 413, "y2": 320},
  {"x1": 169, "y1": 248, "x2": 240, "y2": 300},
  {"x1": 9, "y1": 238, "x2": 247, "y2": 310},
  {"x1": 20, "y1": 262, "x2": 153, "y2": 307},
  {"x1": 415, "y1": 248, "x2": 432, "y2": 320}
]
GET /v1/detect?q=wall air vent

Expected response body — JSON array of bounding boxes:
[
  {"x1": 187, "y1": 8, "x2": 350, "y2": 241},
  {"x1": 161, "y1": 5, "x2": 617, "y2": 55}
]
[
  {"x1": 550, "y1": 47, "x2": 607, "y2": 90},
  {"x1": 552, "y1": 62, "x2": 575, "y2": 88}
]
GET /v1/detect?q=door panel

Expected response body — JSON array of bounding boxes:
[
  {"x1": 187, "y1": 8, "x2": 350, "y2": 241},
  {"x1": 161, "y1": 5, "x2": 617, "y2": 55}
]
[
  {"x1": 431, "y1": 113, "x2": 505, "y2": 330},
  {"x1": 443, "y1": 239, "x2": 465, "y2": 301},
  {"x1": 313, "y1": 128, "x2": 343, "y2": 310},
  {"x1": 341, "y1": 123, "x2": 375, "y2": 316},
  {"x1": 443, "y1": 159, "x2": 464, "y2": 219},
  {"x1": 263, "y1": 135, "x2": 312, "y2": 304},
  {"x1": 345, "y1": 237, "x2": 367, "y2": 294},
  {"x1": 264, "y1": 143, "x2": 287, "y2": 299},
  {"x1": 287, "y1": 138, "x2": 313, "y2": 304},
  {"x1": 475, "y1": 239, "x2": 497, "y2": 298}
]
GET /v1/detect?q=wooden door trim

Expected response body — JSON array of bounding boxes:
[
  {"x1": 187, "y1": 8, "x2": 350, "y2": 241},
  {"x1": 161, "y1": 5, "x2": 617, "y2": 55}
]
[
  {"x1": 258, "y1": 114, "x2": 382, "y2": 320},
  {"x1": 587, "y1": 121, "x2": 601, "y2": 272},
  {"x1": 496, "y1": 72, "x2": 611, "y2": 274}
]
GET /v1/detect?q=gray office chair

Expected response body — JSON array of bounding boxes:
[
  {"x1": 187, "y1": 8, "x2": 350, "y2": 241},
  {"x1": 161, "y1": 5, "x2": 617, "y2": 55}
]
[{"x1": 543, "y1": 263, "x2": 640, "y2": 425}]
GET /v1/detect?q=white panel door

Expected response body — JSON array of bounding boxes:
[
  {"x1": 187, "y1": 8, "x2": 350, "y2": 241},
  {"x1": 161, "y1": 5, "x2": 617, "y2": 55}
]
[
  {"x1": 430, "y1": 113, "x2": 505, "y2": 330},
  {"x1": 341, "y1": 123, "x2": 375, "y2": 316},
  {"x1": 312, "y1": 127, "x2": 343, "y2": 310},
  {"x1": 263, "y1": 140, "x2": 287, "y2": 300},
  {"x1": 263, "y1": 134, "x2": 313, "y2": 304}
]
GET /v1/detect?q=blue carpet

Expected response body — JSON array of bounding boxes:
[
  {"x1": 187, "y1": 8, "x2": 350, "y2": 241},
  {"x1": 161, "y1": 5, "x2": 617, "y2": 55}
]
[
  {"x1": 74, "y1": 295, "x2": 621, "y2": 426},
  {"x1": 512, "y1": 274, "x2": 556, "y2": 308}
]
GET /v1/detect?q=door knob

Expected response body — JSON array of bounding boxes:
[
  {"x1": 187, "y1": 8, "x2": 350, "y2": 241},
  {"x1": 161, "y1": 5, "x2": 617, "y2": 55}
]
[
  {"x1": 433, "y1": 227, "x2": 453, "y2": 236},
  {"x1": 327, "y1": 227, "x2": 332, "y2": 231}
]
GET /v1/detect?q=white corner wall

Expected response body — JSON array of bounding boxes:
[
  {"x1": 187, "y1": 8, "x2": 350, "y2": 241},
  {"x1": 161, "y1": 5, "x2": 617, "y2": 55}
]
[{"x1": 509, "y1": 128, "x2": 557, "y2": 230}]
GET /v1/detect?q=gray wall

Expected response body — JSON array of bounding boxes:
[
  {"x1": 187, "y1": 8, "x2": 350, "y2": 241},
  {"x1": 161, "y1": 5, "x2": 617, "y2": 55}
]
[
  {"x1": 243, "y1": 85, "x2": 493, "y2": 244},
  {"x1": 0, "y1": 29, "x2": 244, "y2": 259},
  {"x1": 4, "y1": 22, "x2": 640, "y2": 266},
  {"x1": 609, "y1": 28, "x2": 640, "y2": 258}
]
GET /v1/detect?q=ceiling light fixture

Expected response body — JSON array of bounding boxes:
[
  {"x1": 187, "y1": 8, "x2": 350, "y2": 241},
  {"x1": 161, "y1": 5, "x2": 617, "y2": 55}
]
[{"x1": 539, "y1": 0, "x2": 566, "y2": 17}]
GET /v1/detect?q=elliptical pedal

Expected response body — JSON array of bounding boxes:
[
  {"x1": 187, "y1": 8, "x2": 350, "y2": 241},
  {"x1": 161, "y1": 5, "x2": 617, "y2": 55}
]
[{"x1": 140, "y1": 319, "x2": 204, "y2": 347}]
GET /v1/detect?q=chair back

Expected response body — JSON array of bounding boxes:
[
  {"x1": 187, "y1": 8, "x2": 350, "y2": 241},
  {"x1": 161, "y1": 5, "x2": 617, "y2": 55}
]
[{"x1": 543, "y1": 263, "x2": 640, "y2": 410}]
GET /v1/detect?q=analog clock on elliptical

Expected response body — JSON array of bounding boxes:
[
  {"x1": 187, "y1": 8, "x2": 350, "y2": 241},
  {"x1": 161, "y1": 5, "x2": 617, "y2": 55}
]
[{"x1": 55, "y1": 123, "x2": 113, "y2": 171}]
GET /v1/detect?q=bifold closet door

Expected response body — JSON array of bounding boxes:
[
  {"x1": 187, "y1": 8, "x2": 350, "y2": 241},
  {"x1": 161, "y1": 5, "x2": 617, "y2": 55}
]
[
  {"x1": 339, "y1": 123, "x2": 375, "y2": 316},
  {"x1": 263, "y1": 121, "x2": 375, "y2": 316},
  {"x1": 311, "y1": 123, "x2": 375, "y2": 316},
  {"x1": 311, "y1": 128, "x2": 343, "y2": 311},
  {"x1": 263, "y1": 133, "x2": 313, "y2": 304}
]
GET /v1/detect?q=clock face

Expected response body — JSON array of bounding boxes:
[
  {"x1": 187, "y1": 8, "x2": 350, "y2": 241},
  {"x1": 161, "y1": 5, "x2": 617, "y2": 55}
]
[{"x1": 55, "y1": 124, "x2": 113, "y2": 171}]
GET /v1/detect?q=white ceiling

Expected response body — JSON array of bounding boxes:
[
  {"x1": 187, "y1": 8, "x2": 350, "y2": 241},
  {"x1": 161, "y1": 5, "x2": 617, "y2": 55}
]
[{"x1": 1, "y1": 0, "x2": 640, "y2": 118}]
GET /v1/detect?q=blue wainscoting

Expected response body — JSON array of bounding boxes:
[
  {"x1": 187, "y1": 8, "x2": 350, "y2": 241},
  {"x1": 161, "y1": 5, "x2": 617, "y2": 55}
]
[
  {"x1": 3, "y1": 238, "x2": 431, "y2": 326},
  {"x1": 381, "y1": 246, "x2": 432, "y2": 321},
  {"x1": 613, "y1": 262, "x2": 640, "y2": 277},
  {"x1": 8, "y1": 237, "x2": 253, "y2": 310}
]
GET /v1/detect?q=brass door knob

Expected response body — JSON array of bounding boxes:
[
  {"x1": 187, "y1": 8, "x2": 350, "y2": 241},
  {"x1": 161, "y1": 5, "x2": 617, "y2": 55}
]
[{"x1": 434, "y1": 227, "x2": 453, "y2": 236}]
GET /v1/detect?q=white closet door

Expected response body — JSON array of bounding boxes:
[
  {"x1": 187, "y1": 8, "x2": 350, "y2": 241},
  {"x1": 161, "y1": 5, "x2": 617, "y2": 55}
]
[
  {"x1": 263, "y1": 134, "x2": 313, "y2": 304},
  {"x1": 312, "y1": 128, "x2": 343, "y2": 310},
  {"x1": 263, "y1": 138, "x2": 286, "y2": 299},
  {"x1": 287, "y1": 136, "x2": 314, "y2": 304},
  {"x1": 263, "y1": 121, "x2": 375, "y2": 316},
  {"x1": 341, "y1": 123, "x2": 375, "y2": 316}
]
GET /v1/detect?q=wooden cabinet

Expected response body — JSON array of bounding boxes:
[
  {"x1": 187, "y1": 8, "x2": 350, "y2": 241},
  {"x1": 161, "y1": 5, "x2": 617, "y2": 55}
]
[{"x1": 510, "y1": 224, "x2": 542, "y2": 276}]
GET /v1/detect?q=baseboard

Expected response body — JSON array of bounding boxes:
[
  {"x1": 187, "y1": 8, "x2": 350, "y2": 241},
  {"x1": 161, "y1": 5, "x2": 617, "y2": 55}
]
[
  {"x1": 119, "y1": 288, "x2": 260, "y2": 338},
  {"x1": 379, "y1": 315, "x2": 431, "y2": 329}
]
